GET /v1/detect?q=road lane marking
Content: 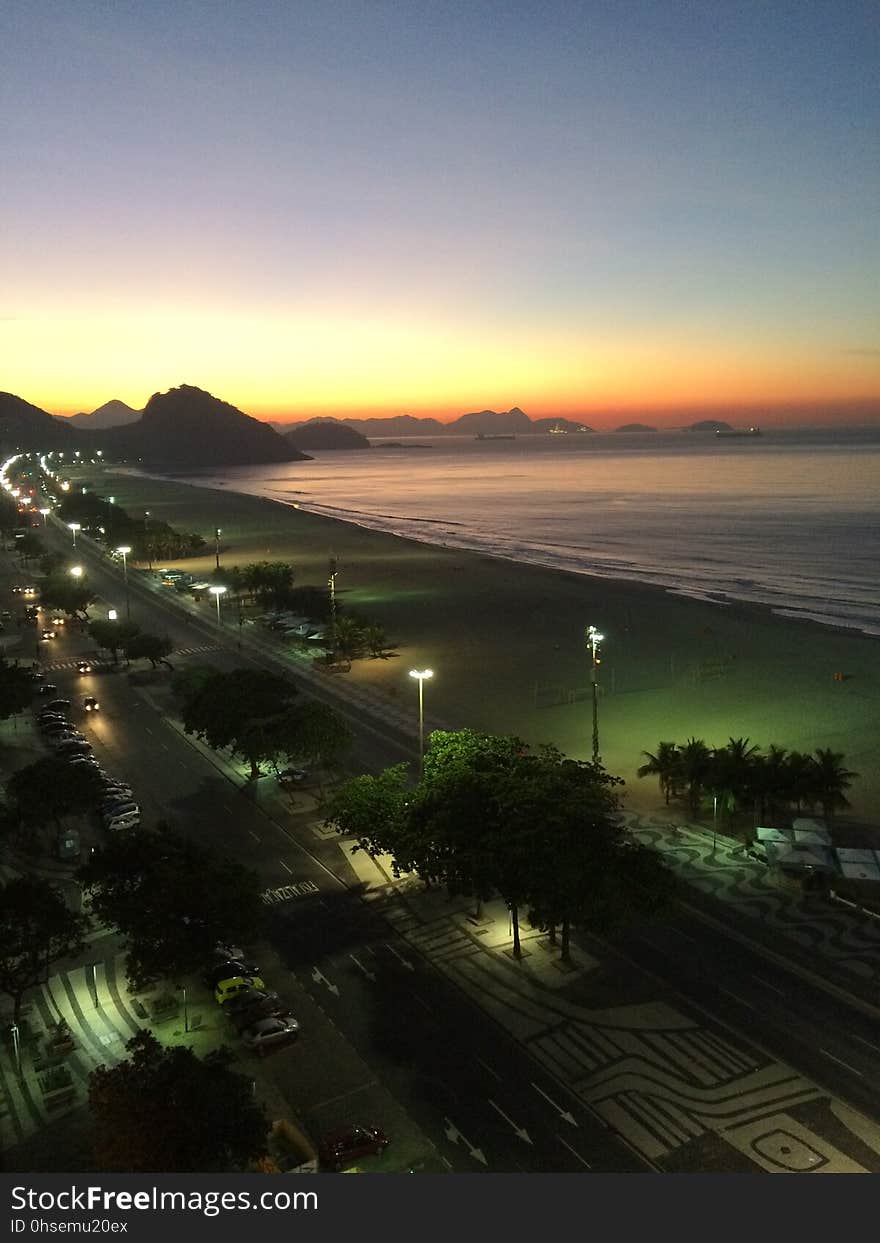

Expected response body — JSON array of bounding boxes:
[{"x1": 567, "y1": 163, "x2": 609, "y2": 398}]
[
  {"x1": 557, "y1": 1135, "x2": 592, "y2": 1169},
  {"x1": 820, "y1": 1048, "x2": 864, "y2": 1076},
  {"x1": 279, "y1": 859, "x2": 293, "y2": 875},
  {"x1": 476, "y1": 1056, "x2": 502, "y2": 1081},
  {"x1": 249, "y1": 830, "x2": 260, "y2": 842},
  {"x1": 852, "y1": 1034, "x2": 880, "y2": 1054},
  {"x1": 754, "y1": 976, "x2": 785, "y2": 995},
  {"x1": 717, "y1": 986, "x2": 755, "y2": 1010}
]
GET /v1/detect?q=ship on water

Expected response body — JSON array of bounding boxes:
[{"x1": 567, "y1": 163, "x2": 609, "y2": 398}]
[{"x1": 716, "y1": 426, "x2": 762, "y2": 438}]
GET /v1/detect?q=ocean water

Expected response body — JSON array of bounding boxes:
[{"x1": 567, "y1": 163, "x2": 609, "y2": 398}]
[{"x1": 175, "y1": 426, "x2": 880, "y2": 637}]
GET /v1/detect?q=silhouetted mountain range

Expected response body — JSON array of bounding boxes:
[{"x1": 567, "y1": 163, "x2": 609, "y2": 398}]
[
  {"x1": 67, "y1": 399, "x2": 142, "y2": 429},
  {"x1": 614, "y1": 423, "x2": 657, "y2": 433},
  {"x1": 1, "y1": 386, "x2": 308, "y2": 467},
  {"x1": 283, "y1": 419, "x2": 369, "y2": 450},
  {"x1": 276, "y1": 408, "x2": 593, "y2": 437},
  {"x1": 685, "y1": 419, "x2": 734, "y2": 432}
]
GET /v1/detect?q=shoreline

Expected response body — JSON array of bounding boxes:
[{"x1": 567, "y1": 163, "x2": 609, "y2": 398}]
[{"x1": 80, "y1": 465, "x2": 880, "y2": 828}]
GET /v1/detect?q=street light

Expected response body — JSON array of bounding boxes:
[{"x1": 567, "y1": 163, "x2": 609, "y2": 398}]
[
  {"x1": 214, "y1": 526, "x2": 222, "y2": 571},
  {"x1": 69, "y1": 565, "x2": 83, "y2": 578},
  {"x1": 108, "y1": 609, "x2": 118, "y2": 621},
  {"x1": 39, "y1": 507, "x2": 50, "y2": 526},
  {"x1": 586, "y1": 625, "x2": 604, "y2": 764},
  {"x1": 68, "y1": 522, "x2": 81, "y2": 547},
  {"x1": 116, "y1": 545, "x2": 131, "y2": 620},
  {"x1": 409, "y1": 668, "x2": 433, "y2": 770},
  {"x1": 209, "y1": 584, "x2": 227, "y2": 625}
]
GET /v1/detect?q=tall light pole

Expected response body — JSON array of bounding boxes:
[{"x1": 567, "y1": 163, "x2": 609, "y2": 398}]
[
  {"x1": 586, "y1": 625, "x2": 604, "y2": 764},
  {"x1": 116, "y1": 545, "x2": 131, "y2": 620},
  {"x1": 68, "y1": 522, "x2": 81, "y2": 547},
  {"x1": 409, "y1": 669, "x2": 433, "y2": 771},
  {"x1": 209, "y1": 584, "x2": 227, "y2": 625},
  {"x1": 214, "y1": 526, "x2": 222, "y2": 571},
  {"x1": 328, "y1": 556, "x2": 338, "y2": 658}
]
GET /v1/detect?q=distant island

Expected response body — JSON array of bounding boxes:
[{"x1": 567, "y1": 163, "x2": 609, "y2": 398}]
[
  {"x1": 277, "y1": 407, "x2": 594, "y2": 438},
  {"x1": 685, "y1": 419, "x2": 734, "y2": 432},
  {"x1": 283, "y1": 419, "x2": 369, "y2": 451}
]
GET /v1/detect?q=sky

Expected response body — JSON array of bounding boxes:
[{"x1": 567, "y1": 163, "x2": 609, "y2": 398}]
[{"x1": 2, "y1": 0, "x2": 878, "y2": 426}]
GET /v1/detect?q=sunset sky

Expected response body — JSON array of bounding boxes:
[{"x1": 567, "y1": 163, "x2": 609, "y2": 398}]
[{"x1": 2, "y1": 1, "x2": 878, "y2": 426}]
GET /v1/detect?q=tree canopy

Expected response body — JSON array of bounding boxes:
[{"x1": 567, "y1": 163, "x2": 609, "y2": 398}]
[
  {"x1": 88, "y1": 1029, "x2": 268, "y2": 1172},
  {"x1": 88, "y1": 618, "x2": 141, "y2": 663},
  {"x1": 0, "y1": 658, "x2": 33, "y2": 722},
  {"x1": 6, "y1": 755, "x2": 103, "y2": 833},
  {"x1": 78, "y1": 824, "x2": 264, "y2": 990},
  {"x1": 0, "y1": 875, "x2": 90, "y2": 1023},
  {"x1": 39, "y1": 570, "x2": 98, "y2": 619}
]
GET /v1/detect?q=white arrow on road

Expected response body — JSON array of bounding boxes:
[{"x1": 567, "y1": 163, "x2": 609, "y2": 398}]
[
  {"x1": 311, "y1": 966, "x2": 340, "y2": 996},
  {"x1": 531, "y1": 1082, "x2": 578, "y2": 1127},
  {"x1": 443, "y1": 1118, "x2": 488, "y2": 1167},
  {"x1": 385, "y1": 943, "x2": 415, "y2": 971},
  {"x1": 488, "y1": 1099, "x2": 533, "y2": 1145},
  {"x1": 349, "y1": 954, "x2": 377, "y2": 983}
]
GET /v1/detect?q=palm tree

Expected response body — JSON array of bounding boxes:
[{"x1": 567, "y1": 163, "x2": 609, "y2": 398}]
[
  {"x1": 710, "y1": 737, "x2": 762, "y2": 820},
  {"x1": 783, "y1": 750, "x2": 816, "y2": 814},
  {"x1": 637, "y1": 742, "x2": 681, "y2": 805},
  {"x1": 751, "y1": 745, "x2": 788, "y2": 822},
  {"x1": 679, "y1": 737, "x2": 713, "y2": 817},
  {"x1": 809, "y1": 749, "x2": 858, "y2": 825},
  {"x1": 333, "y1": 616, "x2": 365, "y2": 659}
]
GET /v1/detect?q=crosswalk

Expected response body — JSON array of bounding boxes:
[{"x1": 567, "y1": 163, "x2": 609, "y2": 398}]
[{"x1": 40, "y1": 643, "x2": 221, "y2": 673}]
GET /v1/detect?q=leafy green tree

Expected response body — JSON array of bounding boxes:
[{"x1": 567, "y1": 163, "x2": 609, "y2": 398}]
[
  {"x1": 88, "y1": 618, "x2": 141, "y2": 663},
  {"x1": 323, "y1": 765, "x2": 411, "y2": 866},
  {"x1": 17, "y1": 531, "x2": 45, "y2": 563},
  {"x1": 333, "y1": 615, "x2": 366, "y2": 658},
  {"x1": 637, "y1": 742, "x2": 682, "y2": 805},
  {"x1": 88, "y1": 1030, "x2": 267, "y2": 1173},
  {"x1": 125, "y1": 632, "x2": 174, "y2": 669},
  {"x1": 40, "y1": 571, "x2": 97, "y2": 619},
  {"x1": 0, "y1": 876, "x2": 90, "y2": 1024},
  {"x1": 363, "y1": 623, "x2": 392, "y2": 658},
  {"x1": 709, "y1": 737, "x2": 762, "y2": 819},
  {"x1": 176, "y1": 667, "x2": 296, "y2": 779},
  {"x1": 278, "y1": 701, "x2": 353, "y2": 773},
  {"x1": 0, "y1": 659, "x2": 33, "y2": 722},
  {"x1": 78, "y1": 825, "x2": 263, "y2": 990}
]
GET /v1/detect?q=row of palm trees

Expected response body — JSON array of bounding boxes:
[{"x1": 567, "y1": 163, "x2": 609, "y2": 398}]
[{"x1": 638, "y1": 737, "x2": 858, "y2": 825}]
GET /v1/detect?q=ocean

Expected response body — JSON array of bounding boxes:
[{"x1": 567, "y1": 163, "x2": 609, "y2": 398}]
[{"x1": 175, "y1": 426, "x2": 880, "y2": 638}]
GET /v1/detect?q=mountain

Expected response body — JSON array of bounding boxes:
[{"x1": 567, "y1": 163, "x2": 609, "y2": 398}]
[
  {"x1": 68, "y1": 399, "x2": 142, "y2": 429},
  {"x1": 686, "y1": 419, "x2": 733, "y2": 432},
  {"x1": 284, "y1": 419, "x2": 369, "y2": 450},
  {"x1": 531, "y1": 417, "x2": 594, "y2": 433},
  {"x1": 0, "y1": 392, "x2": 78, "y2": 451},
  {"x1": 341, "y1": 413, "x2": 448, "y2": 437},
  {"x1": 97, "y1": 385, "x2": 310, "y2": 467},
  {"x1": 614, "y1": 423, "x2": 657, "y2": 433},
  {"x1": 449, "y1": 407, "x2": 535, "y2": 436}
]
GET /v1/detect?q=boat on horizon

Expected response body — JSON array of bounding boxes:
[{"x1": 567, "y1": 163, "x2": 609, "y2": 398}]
[{"x1": 716, "y1": 426, "x2": 762, "y2": 438}]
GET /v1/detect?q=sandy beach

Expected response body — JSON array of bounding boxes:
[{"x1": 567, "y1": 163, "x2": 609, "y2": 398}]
[{"x1": 79, "y1": 467, "x2": 880, "y2": 829}]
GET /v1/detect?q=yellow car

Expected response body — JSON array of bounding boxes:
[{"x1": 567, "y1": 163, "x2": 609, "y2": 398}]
[{"x1": 215, "y1": 975, "x2": 266, "y2": 1005}]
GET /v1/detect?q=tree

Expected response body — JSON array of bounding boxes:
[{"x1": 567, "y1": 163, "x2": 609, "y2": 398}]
[
  {"x1": 88, "y1": 618, "x2": 141, "y2": 664},
  {"x1": 175, "y1": 666, "x2": 297, "y2": 780},
  {"x1": 88, "y1": 1030, "x2": 267, "y2": 1172},
  {"x1": 333, "y1": 615, "x2": 366, "y2": 659},
  {"x1": 17, "y1": 531, "x2": 45, "y2": 563},
  {"x1": 637, "y1": 742, "x2": 681, "y2": 805},
  {"x1": 708, "y1": 737, "x2": 762, "y2": 819},
  {"x1": 39, "y1": 571, "x2": 98, "y2": 620},
  {"x1": 277, "y1": 701, "x2": 353, "y2": 774},
  {"x1": 0, "y1": 876, "x2": 90, "y2": 1024},
  {"x1": 6, "y1": 756, "x2": 103, "y2": 839},
  {"x1": 809, "y1": 748, "x2": 857, "y2": 824},
  {"x1": 78, "y1": 824, "x2": 264, "y2": 990},
  {"x1": 323, "y1": 765, "x2": 411, "y2": 866},
  {"x1": 363, "y1": 623, "x2": 392, "y2": 658},
  {"x1": 125, "y1": 632, "x2": 174, "y2": 669},
  {"x1": 678, "y1": 737, "x2": 713, "y2": 817},
  {"x1": 0, "y1": 659, "x2": 33, "y2": 722}
]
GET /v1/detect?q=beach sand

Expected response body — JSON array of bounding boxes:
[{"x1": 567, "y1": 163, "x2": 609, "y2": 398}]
[{"x1": 83, "y1": 467, "x2": 880, "y2": 829}]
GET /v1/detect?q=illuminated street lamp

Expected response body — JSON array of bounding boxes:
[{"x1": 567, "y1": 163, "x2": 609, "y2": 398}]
[
  {"x1": 209, "y1": 584, "x2": 227, "y2": 625},
  {"x1": 214, "y1": 526, "x2": 222, "y2": 571},
  {"x1": 68, "y1": 521, "x2": 81, "y2": 547},
  {"x1": 409, "y1": 668, "x2": 433, "y2": 770},
  {"x1": 108, "y1": 609, "x2": 118, "y2": 621},
  {"x1": 116, "y1": 545, "x2": 132, "y2": 620},
  {"x1": 586, "y1": 625, "x2": 604, "y2": 764},
  {"x1": 69, "y1": 565, "x2": 83, "y2": 578},
  {"x1": 39, "y1": 507, "x2": 50, "y2": 526}
]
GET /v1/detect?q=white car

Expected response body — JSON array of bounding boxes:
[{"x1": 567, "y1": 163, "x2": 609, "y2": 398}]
[{"x1": 241, "y1": 1016, "x2": 300, "y2": 1053}]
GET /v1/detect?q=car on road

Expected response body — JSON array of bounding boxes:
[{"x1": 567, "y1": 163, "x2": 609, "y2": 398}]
[
  {"x1": 76, "y1": 661, "x2": 92, "y2": 674},
  {"x1": 277, "y1": 767, "x2": 308, "y2": 785},
  {"x1": 57, "y1": 741, "x2": 92, "y2": 757},
  {"x1": 215, "y1": 975, "x2": 266, "y2": 1005},
  {"x1": 35, "y1": 683, "x2": 58, "y2": 696},
  {"x1": 83, "y1": 695, "x2": 100, "y2": 712},
  {"x1": 240, "y1": 1017, "x2": 300, "y2": 1054},
  {"x1": 101, "y1": 797, "x2": 138, "y2": 815},
  {"x1": 38, "y1": 713, "x2": 69, "y2": 727},
  {"x1": 318, "y1": 1126, "x2": 390, "y2": 1171},
  {"x1": 105, "y1": 811, "x2": 140, "y2": 832},
  {"x1": 50, "y1": 616, "x2": 65, "y2": 626},
  {"x1": 40, "y1": 629, "x2": 56, "y2": 641},
  {"x1": 204, "y1": 959, "x2": 261, "y2": 988}
]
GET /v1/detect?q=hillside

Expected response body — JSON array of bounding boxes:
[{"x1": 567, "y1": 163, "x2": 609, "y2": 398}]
[
  {"x1": 686, "y1": 419, "x2": 733, "y2": 432},
  {"x1": 68, "y1": 399, "x2": 142, "y2": 429},
  {"x1": 0, "y1": 392, "x2": 78, "y2": 451},
  {"x1": 100, "y1": 385, "x2": 310, "y2": 467},
  {"x1": 284, "y1": 419, "x2": 369, "y2": 450}
]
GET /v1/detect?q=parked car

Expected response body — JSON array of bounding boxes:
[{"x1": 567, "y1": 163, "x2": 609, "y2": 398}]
[
  {"x1": 105, "y1": 811, "x2": 140, "y2": 832},
  {"x1": 277, "y1": 767, "x2": 308, "y2": 785},
  {"x1": 318, "y1": 1126, "x2": 390, "y2": 1171},
  {"x1": 215, "y1": 975, "x2": 266, "y2": 1005},
  {"x1": 83, "y1": 695, "x2": 100, "y2": 712},
  {"x1": 35, "y1": 683, "x2": 58, "y2": 696},
  {"x1": 213, "y1": 941, "x2": 245, "y2": 962},
  {"x1": 229, "y1": 993, "x2": 292, "y2": 1032},
  {"x1": 46, "y1": 699, "x2": 71, "y2": 714},
  {"x1": 40, "y1": 629, "x2": 56, "y2": 641},
  {"x1": 56, "y1": 739, "x2": 92, "y2": 755},
  {"x1": 50, "y1": 616, "x2": 65, "y2": 626},
  {"x1": 204, "y1": 959, "x2": 261, "y2": 988},
  {"x1": 240, "y1": 1017, "x2": 300, "y2": 1053}
]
